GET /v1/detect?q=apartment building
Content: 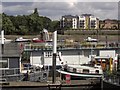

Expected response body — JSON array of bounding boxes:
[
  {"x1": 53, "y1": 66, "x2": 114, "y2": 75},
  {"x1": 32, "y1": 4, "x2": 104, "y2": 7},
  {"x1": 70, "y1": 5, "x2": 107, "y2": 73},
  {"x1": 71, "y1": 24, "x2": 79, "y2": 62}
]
[
  {"x1": 60, "y1": 15, "x2": 79, "y2": 29},
  {"x1": 60, "y1": 14, "x2": 99, "y2": 29},
  {"x1": 90, "y1": 15, "x2": 99, "y2": 29}
]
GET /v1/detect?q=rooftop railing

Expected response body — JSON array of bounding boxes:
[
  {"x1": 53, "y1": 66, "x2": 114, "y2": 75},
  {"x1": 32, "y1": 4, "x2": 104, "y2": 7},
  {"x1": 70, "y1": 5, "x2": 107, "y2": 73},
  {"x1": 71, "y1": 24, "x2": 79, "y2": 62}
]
[{"x1": 23, "y1": 43, "x2": 120, "y2": 51}]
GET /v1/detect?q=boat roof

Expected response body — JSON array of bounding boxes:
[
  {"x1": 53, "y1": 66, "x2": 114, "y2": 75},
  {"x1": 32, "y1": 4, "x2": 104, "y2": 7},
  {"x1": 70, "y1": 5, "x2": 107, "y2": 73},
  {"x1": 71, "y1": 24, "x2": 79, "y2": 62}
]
[
  {"x1": 94, "y1": 56, "x2": 111, "y2": 59},
  {"x1": 67, "y1": 65, "x2": 102, "y2": 70}
]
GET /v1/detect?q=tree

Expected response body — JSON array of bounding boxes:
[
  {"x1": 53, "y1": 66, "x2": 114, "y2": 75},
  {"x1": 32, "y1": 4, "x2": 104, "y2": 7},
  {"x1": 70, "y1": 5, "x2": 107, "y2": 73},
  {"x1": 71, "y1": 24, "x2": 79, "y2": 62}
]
[
  {"x1": 2, "y1": 13, "x2": 15, "y2": 34},
  {"x1": 33, "y1": 8, "x2": 39, "y2": 16},
  {"x1": 50, "y1": 20, "x2": 60, "y2": 32},
  {"x1": 2, "y1": 8, "x2": 54, "y2": 35}
]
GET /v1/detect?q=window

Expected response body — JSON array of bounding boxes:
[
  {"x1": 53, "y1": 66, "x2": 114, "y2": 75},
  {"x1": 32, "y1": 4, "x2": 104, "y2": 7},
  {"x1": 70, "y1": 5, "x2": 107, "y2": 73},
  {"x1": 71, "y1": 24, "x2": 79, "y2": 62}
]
[
  {"x1": 95, "y1": 70, "x2": 99, "y2": 73},
  {"x1": 44, "y1": 52, "x2": 52, "y2": 57},
  {"x1": 0, "y1": 59, "x2": 9, "y2": 68},
  {"x1": 83, "y1": 69, "x2": 89, "y2": 73},
  {"x1": 73, "y1": 68, "x2": 76, "y2": 72}
]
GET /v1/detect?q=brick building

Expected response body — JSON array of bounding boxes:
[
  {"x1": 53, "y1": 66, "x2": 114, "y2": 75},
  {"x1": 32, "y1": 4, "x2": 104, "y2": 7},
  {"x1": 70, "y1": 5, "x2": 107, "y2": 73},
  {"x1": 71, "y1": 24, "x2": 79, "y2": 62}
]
[{"x1": 99, "y1": 19, "x2": 118, "y2": 29}]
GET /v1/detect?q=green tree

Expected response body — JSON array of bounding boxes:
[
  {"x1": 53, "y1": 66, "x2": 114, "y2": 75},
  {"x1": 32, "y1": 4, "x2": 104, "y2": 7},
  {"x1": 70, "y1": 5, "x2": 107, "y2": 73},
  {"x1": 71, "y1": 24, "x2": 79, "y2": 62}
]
[
  {"x1": 33, "y1": 8, "x2": 39, "y2": 16},
  {"x1": 50, "y1": 20, "x2": 60, "y2": 32},
  {"x1": 2, "y1": 8, "x2": 56, "y2": 35},
  {"x1": 2, "y1": 13, "x2": 15, "y2": 34}
]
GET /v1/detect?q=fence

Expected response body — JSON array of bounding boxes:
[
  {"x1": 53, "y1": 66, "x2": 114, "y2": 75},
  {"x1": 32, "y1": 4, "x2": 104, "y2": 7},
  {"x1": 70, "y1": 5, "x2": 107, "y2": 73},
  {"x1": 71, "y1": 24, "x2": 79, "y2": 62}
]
[
  {"x1": 0, "y1": 68, "x2": 20, "y2": 76},
  {"x1": 103, "y1": 75, "x2": 120, "y2": 86},
  {"x1": 29, "y1": 71, "x2": 48, "y2": 82},
  {"x1": 0, "y1": 68, "x2": 49, "y2": 82},
  {"x1": 0, "y1": 68, "x2": 23, "y2": 81}
]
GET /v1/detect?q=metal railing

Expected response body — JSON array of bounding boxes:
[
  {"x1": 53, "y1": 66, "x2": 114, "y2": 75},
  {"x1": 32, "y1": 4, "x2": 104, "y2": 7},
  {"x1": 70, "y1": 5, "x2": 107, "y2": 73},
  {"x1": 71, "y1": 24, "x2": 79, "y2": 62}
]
[
  {"x1": 24, "y1": 43, "x2": 120, "y2": 51},
  {"x1": 0, "y1": 68, "x2": 20, "y2": 76},
  {"x1": 103, "y1": 75, "x2": 120, "y2": 86}
]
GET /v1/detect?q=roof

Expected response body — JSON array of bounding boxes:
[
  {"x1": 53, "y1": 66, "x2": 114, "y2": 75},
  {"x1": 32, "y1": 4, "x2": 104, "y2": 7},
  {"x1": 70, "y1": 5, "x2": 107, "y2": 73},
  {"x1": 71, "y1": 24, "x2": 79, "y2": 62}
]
[
  {"x1": 81, "y1": 14, "x2": 93, "y2": 17},
  {"x1": 62, "y1": 15, "x2": 78, "y2": 19},
  {"x1": 94, "y1": 56, "x2": 111, "y2": 59},
  {"x1": 1, "y1": 42, "x2": 21, "y2": 57}
]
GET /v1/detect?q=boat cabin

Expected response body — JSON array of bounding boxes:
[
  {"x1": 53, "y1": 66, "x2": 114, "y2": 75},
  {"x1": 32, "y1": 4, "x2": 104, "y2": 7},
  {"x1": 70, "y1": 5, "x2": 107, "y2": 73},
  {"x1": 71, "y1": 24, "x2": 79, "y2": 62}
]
[{"x1": 93, "y1": 56, "x2": 113, "y2": 72}]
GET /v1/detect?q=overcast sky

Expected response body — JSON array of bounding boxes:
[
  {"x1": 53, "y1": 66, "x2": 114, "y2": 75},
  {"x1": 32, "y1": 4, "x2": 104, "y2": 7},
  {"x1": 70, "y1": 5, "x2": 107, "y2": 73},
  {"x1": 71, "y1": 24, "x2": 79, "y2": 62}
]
[{"x1": 1, "y1": 0, "x2": 120, "y2": 20}]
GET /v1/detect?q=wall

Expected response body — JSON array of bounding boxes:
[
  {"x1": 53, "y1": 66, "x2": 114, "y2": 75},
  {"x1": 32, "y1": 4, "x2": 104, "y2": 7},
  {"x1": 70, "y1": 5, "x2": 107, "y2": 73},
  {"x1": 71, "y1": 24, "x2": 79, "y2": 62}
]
[{"x1": 99, "y1": 50, "x2": 116, "y2": 60}]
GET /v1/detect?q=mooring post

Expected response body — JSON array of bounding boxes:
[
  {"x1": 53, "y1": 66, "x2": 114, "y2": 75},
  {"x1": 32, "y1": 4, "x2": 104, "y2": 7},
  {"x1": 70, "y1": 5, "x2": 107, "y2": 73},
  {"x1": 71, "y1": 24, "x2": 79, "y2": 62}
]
[
  {"x1": 52, "y1": 31, "x2": 57, "y2": 84},
  {"x1": 1, "y1": 30, "x2": 4, "y2": 54}
]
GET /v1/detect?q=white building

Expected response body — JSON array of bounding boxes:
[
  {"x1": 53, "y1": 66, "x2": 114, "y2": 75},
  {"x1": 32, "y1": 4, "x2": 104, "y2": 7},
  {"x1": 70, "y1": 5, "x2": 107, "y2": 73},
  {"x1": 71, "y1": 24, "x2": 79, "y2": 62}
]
[
  {"x1": 30, "y1": 50, "x2": 90, "y2": 67},
  {"x1": 60, "y1": 14, "x2": 99, "y2": 29},
  {"x1": 90, "y1": 16, "x2": 99, "y2": 29},
  {"x1": 79, "y1": 16, "x2": 86, "y2": 29},
  {"x1": 60, "y1": 15, "x2": 79, "y2": 29},
  {"x1": 72, "y1": 18, "x2": 78, "y2": 29}
]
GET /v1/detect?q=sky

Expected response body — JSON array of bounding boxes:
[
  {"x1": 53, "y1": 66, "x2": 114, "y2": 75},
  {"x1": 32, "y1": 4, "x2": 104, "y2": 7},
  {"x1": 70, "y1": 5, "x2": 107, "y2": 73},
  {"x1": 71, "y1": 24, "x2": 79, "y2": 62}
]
[{"x1": 0, "y1": 0, "x2": 120, "y2": 20}]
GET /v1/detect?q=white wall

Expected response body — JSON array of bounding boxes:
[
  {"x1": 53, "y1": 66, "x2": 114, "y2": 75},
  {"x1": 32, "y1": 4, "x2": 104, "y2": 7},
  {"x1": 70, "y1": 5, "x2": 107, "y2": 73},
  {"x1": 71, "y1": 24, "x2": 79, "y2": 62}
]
[
  {"x1": 44, "y1": 57, "x2": 61, "y2": 66},
  {"x1": 60, "y1": 55, "x2": 90, "y2": 65},
  {"x1": 30, "y1": 56, "x2": 42, "y2": 65},
  {"x1": 99, "y1": 50, "x2": 116, "y2": 60},
  {"x1": 30, "y1": 54, "x2": 90, "y2": 66}
]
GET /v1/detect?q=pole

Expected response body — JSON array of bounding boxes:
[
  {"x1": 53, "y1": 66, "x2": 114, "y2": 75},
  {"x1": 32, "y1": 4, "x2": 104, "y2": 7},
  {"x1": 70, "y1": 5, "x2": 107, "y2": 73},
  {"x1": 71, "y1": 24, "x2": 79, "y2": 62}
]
[
  {"x1": 78, "y1": 52, "x2": 80, "y2": 65},
  {"x1": 52, "y1": 31, "x2": 57, "y2": 84},
  {"x1": 91, "y1": 47, "x2": 93, "y2": 61},
  {"x1": 1, "y1": 30, "x2": 4, "y2": 54},
  {"x1": 106, "y1": 36, "x2": 108, "y2": 48},
  {"x1": 101, "y1": 76, "x2": 103, "y2": 90}
]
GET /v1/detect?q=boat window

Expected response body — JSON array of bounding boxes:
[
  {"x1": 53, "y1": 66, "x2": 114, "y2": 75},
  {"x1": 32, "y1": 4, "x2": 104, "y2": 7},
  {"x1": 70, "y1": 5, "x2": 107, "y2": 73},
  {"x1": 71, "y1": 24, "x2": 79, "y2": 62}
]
[
  {"x1": 56, "y1": 66, "x2": 62, "y2": 70},
  {"x1": 97, "y1": 64, "x2": 100, "y2": 65},
  {"x1": 73, "y1": 68, "x2": 76, "y2": 72},
  {"x1": 83, "y1": 69, "x2": 89, "y2": 73},
  {"x1": 95, "y1": 70, "x2": 99, "y2": 73}
]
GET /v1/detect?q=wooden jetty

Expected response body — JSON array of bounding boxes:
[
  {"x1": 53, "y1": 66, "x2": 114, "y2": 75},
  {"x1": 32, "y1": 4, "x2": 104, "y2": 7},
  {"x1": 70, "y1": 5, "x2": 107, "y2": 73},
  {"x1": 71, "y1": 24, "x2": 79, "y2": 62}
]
[{"x1": 1, "y1": 78, "x2": 101, "y2": 90}]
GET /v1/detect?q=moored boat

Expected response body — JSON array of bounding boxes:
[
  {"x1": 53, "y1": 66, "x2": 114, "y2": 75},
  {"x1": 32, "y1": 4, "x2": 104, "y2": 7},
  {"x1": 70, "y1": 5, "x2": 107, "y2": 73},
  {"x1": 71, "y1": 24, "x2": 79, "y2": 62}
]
[
  {"x1": 32, "y1": 38, "x2": 45, "y2": 43},
  {"x1": 57, "y1": 64, "x2": 103, "y2": 80},
  {"x1": 15, "y1": 37, "x2": 31, "y2": 42}
]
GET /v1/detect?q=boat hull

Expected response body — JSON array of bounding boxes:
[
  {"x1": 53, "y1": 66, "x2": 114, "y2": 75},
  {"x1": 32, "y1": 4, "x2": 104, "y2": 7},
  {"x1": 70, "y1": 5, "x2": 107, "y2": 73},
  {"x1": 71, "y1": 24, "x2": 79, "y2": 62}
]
[
  {"x1": 57, "y1": 70, "x2": 103, "y2": 80},
  {"x1": 32, "y1": 40, "x2": 45, "y2": 43},
  {"x1": 15, "y1": 40, "x2": 31, "y2": 42}
]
